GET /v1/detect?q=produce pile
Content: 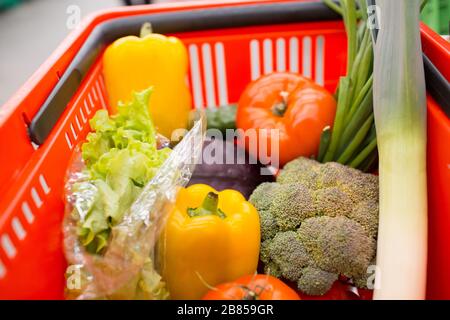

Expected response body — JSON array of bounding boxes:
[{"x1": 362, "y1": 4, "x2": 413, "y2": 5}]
[
  {"x1": 62, "y1": 0, "x2": 429, "y2": 301},
  {"x1": 251, "y1": 158, "x2": 378, "y2": 295}
]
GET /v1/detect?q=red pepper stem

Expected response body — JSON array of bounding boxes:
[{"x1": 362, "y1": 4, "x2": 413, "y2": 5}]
[{"x1": 187, "y1": 192, "x2": 226, "y2": 219}]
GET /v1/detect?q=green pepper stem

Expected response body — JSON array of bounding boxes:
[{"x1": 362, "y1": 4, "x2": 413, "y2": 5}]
[
  {"x1": 272, "y1": 91, "x2": 289, "y2": 117},
  {"x1": 187, "y1": 192, "x2": 226, "y2": 219},
  {"x1": 272, "y1": 102, "x2": 287, "y2": 117}
]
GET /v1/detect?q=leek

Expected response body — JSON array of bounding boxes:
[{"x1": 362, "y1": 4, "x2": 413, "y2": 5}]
[
  {"x1": 320, "y1": 0, "x2": 377, "y2": 171},
  {"x1": 373, "y1": 0, "x2": 428, "y2": 299}
]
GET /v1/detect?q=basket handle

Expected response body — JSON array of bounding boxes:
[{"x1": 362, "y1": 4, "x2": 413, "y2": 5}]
[{"x1": 423, "y1": 54, "x2": 450, "y2": 117}]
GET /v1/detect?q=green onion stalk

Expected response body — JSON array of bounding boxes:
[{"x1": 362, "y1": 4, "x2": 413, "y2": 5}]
[
  {"x1": 372, "y1": 0, "x2": 427, "y2": 299},
  {"x1": 320, "y1": 0, "x2": 377, "y2": 172}
]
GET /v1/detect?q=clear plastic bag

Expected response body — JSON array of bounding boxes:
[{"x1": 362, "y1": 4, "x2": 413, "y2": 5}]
[{"x1": 63, "y1": 118, "x2": 205, "y2": 300}]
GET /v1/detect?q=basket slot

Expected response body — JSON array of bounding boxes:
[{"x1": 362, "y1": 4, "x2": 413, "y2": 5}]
[
  {"x1": 0, "y1": 171, "x2": 53, "y2": 280},
  {"x1": 188, "y1": 42, "x2": 230, "y2": 109},
  {"x1": 302, "y1": 37, "x2": 313, "y2": 78},
  {"x1": 248, "y1": 35, "x2": 325, "y2": 84},
  {"x1": 187, "y1": 30, "x2": 335, "y2": 109},
  {"x1": 0, "y1": 258, "x2": 5, "y2": 279}
]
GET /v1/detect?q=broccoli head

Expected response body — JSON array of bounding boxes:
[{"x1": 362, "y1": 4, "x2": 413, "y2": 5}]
[{"x1": 249, "y1": 157, "x2": 379, "y2": 296}]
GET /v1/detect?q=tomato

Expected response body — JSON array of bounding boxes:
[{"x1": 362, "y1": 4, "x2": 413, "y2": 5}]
[
  {"x1": 236, "y1": 72, "x2": 336, "y2": 166},
  {"x1": 299, "y1": 281, "x2": 373, "y2": 300},
  {"x1": 202, "y1": 274, "x2": 300, "y2": 300}
]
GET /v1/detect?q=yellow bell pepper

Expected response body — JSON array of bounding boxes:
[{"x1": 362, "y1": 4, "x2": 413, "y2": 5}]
[
  {"x1": 159, "y1": 184, "x2": 260, "y2": 300},
  {"x1": 103, "y1": 23, "x2": 192, "y2": 139}
]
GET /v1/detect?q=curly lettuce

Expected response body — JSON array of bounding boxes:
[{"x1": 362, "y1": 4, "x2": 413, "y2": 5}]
[{"x1": 76, "y1": 88, "x2": 171, "y2": 254}]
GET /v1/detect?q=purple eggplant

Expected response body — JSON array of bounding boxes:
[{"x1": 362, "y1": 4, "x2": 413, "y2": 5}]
[{"x1": 188, "y1": 138, "x2": 275, "y2": 199}]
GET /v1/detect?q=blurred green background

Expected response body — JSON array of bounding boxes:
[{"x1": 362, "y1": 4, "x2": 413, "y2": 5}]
[{"x1": 421, "y1": 0, "x2": 449, "y2": 35}]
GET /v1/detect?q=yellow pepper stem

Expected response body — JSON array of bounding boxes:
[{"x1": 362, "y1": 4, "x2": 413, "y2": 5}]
[{"x1": 187, "y1": 192, "x2": 226, "y2": 219}]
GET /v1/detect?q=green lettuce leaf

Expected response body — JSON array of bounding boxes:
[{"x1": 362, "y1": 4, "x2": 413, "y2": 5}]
[{"x1": 77, "y1": 88, "x2": 170, "y2": 254}]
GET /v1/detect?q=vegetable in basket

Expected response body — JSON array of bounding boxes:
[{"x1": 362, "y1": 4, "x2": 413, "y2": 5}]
[
  {"x1": 63, "y1": 86, "x2": 207, "y2": 300},
  {"x1": 159, "y1": 184, "x2": 260, "y2": 300},
  {"x1": 103, "y1": 23, "x2": 192, "y2": 139},
  {"x1": 236, "y1": 72, "x2": 337, "y2": 166},
  {"x1": 202, "y1": 274, "x2": 300, "y2": 300},
  {"x1": 203, "y1": 104, "x2": 238, "y2": 135},
  {"x1": 249, "y1": 157, "x2": 379, "y2": 296},
  {"x1": 319, "y1": 0, "x2": 377, "y2": 172},
  {"x1": 188, "y1": 137, "x2": 275, "y2": 199},
  {"x1": 79, "y1": 87, "x2": 171, "y2": 254},
  {"x1": 372, "y1": 0, "x2": 428, "y2": 299}
]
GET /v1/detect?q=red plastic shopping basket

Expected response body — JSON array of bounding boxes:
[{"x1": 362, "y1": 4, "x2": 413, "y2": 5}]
[{"x1": 0, "y1": 0, "x2": 449, "y2": 300}]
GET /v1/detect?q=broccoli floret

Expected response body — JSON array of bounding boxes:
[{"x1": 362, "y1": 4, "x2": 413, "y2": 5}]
[
  {"x1": 258, "y1": 210, "x2": 279, "y2": 241},
  {"x1": 298, "y1": 216, "x2": 375, "y2": 279},
  {"x1": 263, "y1": 231, "x2": 310, "y2": 282},
  {"x1": 259, "y1": 239, "x2": 271, "y2": 262},
  {"x1": 249, "y1": 157, "x2": 379, "y2": 296},
  {"x1": 250, "y1": 184, "x2": 280, "y2": 240},
  {"x1": 338, "y1": 171, "x2": 379, "y2": 204},
  {"x1": 298, "y1": 266, "x2": 338, "y2": 296},
  {"x1": 277, "y1": 157, "x2": 321, "y2": 188},
  {"x1": 313, "y1": 187, "x2": 353, "y2": 217},
  {"x1": 249, "y1": 182, "x2": 278, "y2": 211},
  {"x1": 268, "y1": 183, "x2": 315, "y2": 231},
  {"x1": 250, "y1": 182, "x2": 315, "y2": 232},
  {"x1": 316, "y1": 161, "x2": 357, "y2": 188},
  {"x1": 346, "y1": 200, "x2": 379, "y2": 239},
  {"x1": 353, "y1": 258, "x2": 377, "y2": 289},
  {"x1": 260, "y1": 239, "x2": 283, "y2": 278}
]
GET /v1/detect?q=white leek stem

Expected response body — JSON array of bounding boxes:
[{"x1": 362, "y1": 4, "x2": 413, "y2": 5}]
[{"x1": 373, "y1": 0, "x2": 428, "y2": 300}]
